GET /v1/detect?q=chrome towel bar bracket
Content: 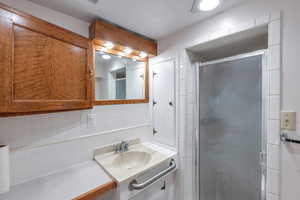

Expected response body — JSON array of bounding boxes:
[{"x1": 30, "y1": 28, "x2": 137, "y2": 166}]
[
  {"x1": 129, "y1": 159, "x2": 176, "y2": 190},
  {"x1": 280, "y1": 133, "x2": 300, "y2": 144}
]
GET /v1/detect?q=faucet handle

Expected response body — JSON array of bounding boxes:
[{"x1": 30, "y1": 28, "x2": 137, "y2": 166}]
[{"x1": 124, "y1": 142, "x2": 129, "y2": 151}]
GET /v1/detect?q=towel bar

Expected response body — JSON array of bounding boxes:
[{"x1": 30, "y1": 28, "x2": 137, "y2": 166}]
[
  {"x1": 129, "y1": 159, "x2": 176, "y2": 190},
  {"x1": 280, "y1": 133, "x2": 300, "y2": 144}
]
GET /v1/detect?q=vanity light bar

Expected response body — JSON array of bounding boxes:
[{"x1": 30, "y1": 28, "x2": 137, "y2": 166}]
[{"x1": 100, "y1": 41, "x2": 148, "y2": 60}]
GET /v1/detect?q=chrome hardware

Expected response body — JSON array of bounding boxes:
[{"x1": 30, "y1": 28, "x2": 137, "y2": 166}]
[
  {"x1": 115, "y1": 141, "x2": 129, "y2": 153},
  {"x1": 280, "y1": 133, "x2": 300, "y2": 144},
  {"x1": 129, "y1": 159, "x2": 176, "y2": 190},
  {"x1": 259, "y1": 151, "x2": 266, "y2": 167}
]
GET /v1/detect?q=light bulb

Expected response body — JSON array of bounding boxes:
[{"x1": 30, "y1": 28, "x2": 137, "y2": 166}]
[
  {"x1": 100, "y1": 47, "x2": 107, "y2": 52},
  {"x1": 123, "y1": 47, "x2": 133, "y2": 55},
  {"x1": 198, "y1": 0, "x2": 220, "y2": 11},
  {"x1": 139, "y1": 51, "x2": 148, "y2": 58},
  {"x1": 103, "y1": 41, "x2": 114, "y2": 49},
  {"x1": 102, "y1": 54, "x2": 111, "y2": 60}
]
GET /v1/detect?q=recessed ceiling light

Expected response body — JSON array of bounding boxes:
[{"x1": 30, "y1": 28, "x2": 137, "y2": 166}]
[
  {"x1": 198, "y1": 0, "x2": 220, "y2": 11},
  {"x1": 103, "y1": 41, "x2": 114, "y2": 49},
  {"x1": 123, "y1": 47, "x2": 133, "y2": 55},
  {"x1": 139, "y1": 51, "x2": 148, "y2": 58},
  {"x1": 102, "y1": 54, "x2": 111, "y2": 60}
]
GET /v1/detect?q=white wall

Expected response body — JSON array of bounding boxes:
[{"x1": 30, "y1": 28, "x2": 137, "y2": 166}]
[
  {"x1": 0, "y1": 0, "x2": 152, "y2": 186},
  {"x1": 155, "y1": 0, "x2": 300, "y2": 200}
]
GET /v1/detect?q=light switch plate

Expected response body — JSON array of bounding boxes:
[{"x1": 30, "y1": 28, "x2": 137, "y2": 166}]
[{"x1": 281, "y1": 111, "x2": 296, "y2": 131}]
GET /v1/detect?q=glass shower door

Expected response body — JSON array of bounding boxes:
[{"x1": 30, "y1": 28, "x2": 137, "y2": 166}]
[{"x1": 198, "y1": 53, "x2": 264, "y2": 200}]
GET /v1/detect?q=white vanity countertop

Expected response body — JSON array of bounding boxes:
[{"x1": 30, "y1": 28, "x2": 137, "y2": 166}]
[{"x1": 0, "y1": 160, "x2": 113, "y2": 200}]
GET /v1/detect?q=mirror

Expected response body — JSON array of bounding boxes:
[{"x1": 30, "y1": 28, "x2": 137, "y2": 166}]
[{"x1": 94, "y1": 51, "x2": 147, "y2": 102}]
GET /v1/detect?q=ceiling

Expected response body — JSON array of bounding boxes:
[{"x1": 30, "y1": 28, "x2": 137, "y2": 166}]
[{"x1": 28, "y1": 0, "x2": 248, "y2": 40}]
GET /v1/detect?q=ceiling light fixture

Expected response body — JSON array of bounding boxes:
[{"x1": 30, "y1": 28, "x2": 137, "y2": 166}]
[
  {"x1": 139, "y1": 51, "x2": 148, "y2": 58},
  {"x1": 123, "y1": 47, "x2": 133, "y2": 55},
  {"x1": 102, "y1": 54, "x2": 111, "y2": 60},
  {"x1": 198, "y1": 0, "x2": 220, "y2": 11},
  {"x1": 103, "y1": 41, "x2": 114, "y2": 49}
]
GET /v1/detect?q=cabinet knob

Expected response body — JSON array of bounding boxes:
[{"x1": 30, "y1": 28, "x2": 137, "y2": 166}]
[
  {"x1": 89, "y1": 70, "x2": 94, "y2": 76},
  {"x1": 169, "y1": 101, "x2": 173, "y2": 106}
]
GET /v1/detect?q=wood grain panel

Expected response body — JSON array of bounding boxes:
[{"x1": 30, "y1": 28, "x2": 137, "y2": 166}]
[
  {"x1": 90, "y1": 20, "x2": 157, "y2": 56},
  {"x1": 13, "y1": 25, "x2": 87, "y2": 100},
  {"x1": 0, "y1": 16, "x2": 11, "y2": 112},
  {"x1": 0, "y1": 2, "x2": 88, "y2": 49},
  {"x1": 73, "y1": 181, "x2": 117, "y2": 200},
  {"x1": 0, "y1": 3, "x2": 93, "y2": 115}
]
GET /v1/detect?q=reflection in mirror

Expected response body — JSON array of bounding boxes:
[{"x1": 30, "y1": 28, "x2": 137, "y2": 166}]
[{"x1": 95, "y1": 51, "x2": 145, "y2": 100}]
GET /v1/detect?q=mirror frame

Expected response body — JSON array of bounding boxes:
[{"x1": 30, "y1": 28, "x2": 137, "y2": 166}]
[{"x1": 92, "y1": 42, "x2": 149, "y2": 105}]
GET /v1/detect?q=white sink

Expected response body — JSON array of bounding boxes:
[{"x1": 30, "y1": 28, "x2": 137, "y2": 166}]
[
  {"x1": 113, "y1": 151, "x2": 152, "y2": 170},
  {"x1": 94, "y1": 140, "x2": 176, "y2": 183}
]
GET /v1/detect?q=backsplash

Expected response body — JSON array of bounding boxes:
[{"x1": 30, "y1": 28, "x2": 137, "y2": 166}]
[{"x1": 0, "y1": 104, "x2": 152, "y2": 186}]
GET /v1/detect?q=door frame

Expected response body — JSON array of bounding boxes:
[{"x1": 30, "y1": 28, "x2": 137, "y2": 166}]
[{"x1": 195, "y1": 49, "x2": 268, "y2": 200}]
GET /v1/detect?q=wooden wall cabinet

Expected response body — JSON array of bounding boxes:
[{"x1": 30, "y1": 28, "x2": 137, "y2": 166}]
[{"x1": 0, "y1": 3, "x2": 93, "y2": 116}]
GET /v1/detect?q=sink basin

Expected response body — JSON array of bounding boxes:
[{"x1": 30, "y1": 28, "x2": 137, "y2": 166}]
[
  {"x1": 94, "y1": 140, "x2": 176, "y2": 183},
  {"x1": 113, "y1": 151, "x2": 152, "y2": 170}
]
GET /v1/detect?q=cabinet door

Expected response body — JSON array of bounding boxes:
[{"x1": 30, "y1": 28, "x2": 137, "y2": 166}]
[
  {"x1": 0, "y1": 6, "x2": 93, "y2": 115},
  {"x1": 0, "y1": 16, "x2": 11, "y2": 113},
  {"x1": 152, "y1": 59, "x2": 175, "y2": 147}
]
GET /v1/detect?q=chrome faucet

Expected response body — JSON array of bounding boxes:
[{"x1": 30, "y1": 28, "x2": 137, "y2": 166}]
[{"x1": 115, "y1": 141, "x2": 129, "y2": 153}]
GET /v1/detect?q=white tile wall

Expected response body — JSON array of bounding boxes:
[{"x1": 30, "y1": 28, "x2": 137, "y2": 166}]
[
  {"x1": 267, "y1": 193, "x2": 280, "y2": 200},
  {"x1": 267, "y1": 169, "x2": 280, "y2": 195},
  {"x1": 267, "y1": 18, "x2": 282, "y2": 200},
  {"x1": 177, "y1": 16, "x2": 282, "y2": 200},
  {"x1": 269, "y1": 70, "x2": 281, "y2": 95},
  {"x1": 268, "y1": 20, "x2": 281, "y2": 46},
  {"x1": 268, "y1": 120, "x2": 280, "y2": 145},
  {"x1": 269, "y1": 95, "x2": 281, "y2": 120},
  {"x1": 268, "y1": 45, "x2": 281, "y2": 70},
  {"x1": 268, "y1": 144, "x2": 280, "y2": 170}
]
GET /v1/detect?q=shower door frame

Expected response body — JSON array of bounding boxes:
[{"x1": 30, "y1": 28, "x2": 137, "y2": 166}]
[{"x1": 194, "y1": 50, "x2": 268, "y2": 200}]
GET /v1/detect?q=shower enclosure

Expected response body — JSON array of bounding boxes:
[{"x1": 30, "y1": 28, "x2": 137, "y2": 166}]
[{"x1": 195, "y1": 51, "x2": 266, "y2": 200}]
